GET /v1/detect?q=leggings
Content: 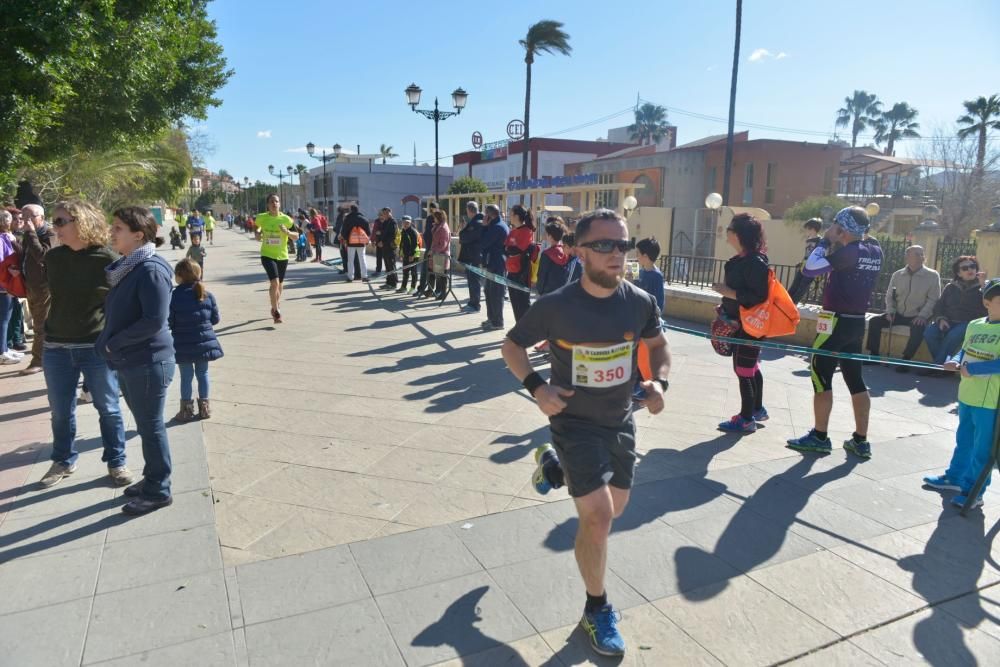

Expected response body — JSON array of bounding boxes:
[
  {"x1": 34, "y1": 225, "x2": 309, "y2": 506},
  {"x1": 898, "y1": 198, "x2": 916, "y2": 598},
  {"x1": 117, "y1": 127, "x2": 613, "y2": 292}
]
[
  {"x1": 510, "y1": 288, "x2": 531, "y2": 322},
  {"x1": 733, "y1": 330, "x2": 763, "y2": 420}
]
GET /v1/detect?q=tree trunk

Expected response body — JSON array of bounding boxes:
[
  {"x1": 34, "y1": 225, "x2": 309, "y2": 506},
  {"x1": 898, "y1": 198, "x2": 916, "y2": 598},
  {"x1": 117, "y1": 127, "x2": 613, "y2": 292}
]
[
  {"x1": 852, "y1": 117, "x2": 860, "y2": 148},
  {"x1": 521, "y1": 59, "x2": 532, "y2": 186},
  {"x1": 976, "y1": 126, "x2": 987, "y2": 181},
  {"x1": 722, "y1": 0, "x2": 742, "y2": 206}
]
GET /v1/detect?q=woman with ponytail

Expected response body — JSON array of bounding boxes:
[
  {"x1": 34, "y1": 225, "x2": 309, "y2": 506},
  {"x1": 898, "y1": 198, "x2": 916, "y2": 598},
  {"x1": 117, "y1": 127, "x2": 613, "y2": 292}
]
[{"x1": 169, "y1": 258, "x2": 223, "y2": 423}]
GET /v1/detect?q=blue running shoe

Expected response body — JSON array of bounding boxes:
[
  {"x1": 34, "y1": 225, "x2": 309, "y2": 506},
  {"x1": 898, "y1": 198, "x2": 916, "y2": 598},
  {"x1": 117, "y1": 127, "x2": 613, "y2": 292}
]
[
  {"x1": 580, "y1": 604, "x2": 625, "y2": 657},
  {"x1": 951, "y1": 493, "x2": 985, "y2": 509},
  {"x1": 843, "y1": 437, "x2": 872, "y2": 459},
  {"x1": 718, "y1": 414, "x2": 757, "y2": 433},
  {"x1": 786, "y1": 429, "x2": 832, "y2": 454},
  {"x1": 923, "y1": 474, "x2": 962, "y2": 491},
  {"x1": 532, "y1": 444, "x2": 562, "y2": 495},
  {"x1": 752, "y1": 407, "x2": 769, "y2": 422}
]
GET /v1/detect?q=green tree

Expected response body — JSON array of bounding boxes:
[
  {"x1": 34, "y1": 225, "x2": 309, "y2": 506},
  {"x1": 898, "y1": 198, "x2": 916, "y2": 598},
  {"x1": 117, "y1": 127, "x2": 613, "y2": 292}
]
[
  {"x1": 20, "y1": 128, "x2": 192, "y2": 211},
  {"x1": 447, "y1": 176, "x2": 489, "y2": 195},
  {"x1": 519, "y1": 20, "x2": 572, "y2": 183},
  {"x1": 379, "y1": 144, "x2": 399, "y2": 164},
  {"x1": 957, "y1": 94, "x2": 1000, "y2": 181},
  {"x1": 876, "y1": 102, "x2": 920, "y2": 156},
  {"x1": 835, "y1": 91, "x2": 882, "y2": 148},
  {"x1": 783, "y1": 195, "x2": 849, "y2": 222},
  {"x1": 0, "y1": 0, "x2": 231, "y2": 187},
  {"x1": 628, "y1": 103, "x2": 671, "y2": 145}
]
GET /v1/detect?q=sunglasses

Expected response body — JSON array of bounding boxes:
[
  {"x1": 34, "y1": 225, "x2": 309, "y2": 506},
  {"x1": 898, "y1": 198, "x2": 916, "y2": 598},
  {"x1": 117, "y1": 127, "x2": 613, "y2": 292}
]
[
  {"x1": 959, "y1": 264, "x2": 977, "y2": 271},
  {"x1": 53, "y1": 216, "x2": 76, "y2": 227},
  {"x1": 581, "y1": 239, "x2": 630, "y2": 254}
]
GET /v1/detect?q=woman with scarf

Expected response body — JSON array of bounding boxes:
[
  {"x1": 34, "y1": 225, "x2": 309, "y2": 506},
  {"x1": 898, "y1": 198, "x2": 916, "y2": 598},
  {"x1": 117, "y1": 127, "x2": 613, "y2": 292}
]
[
  {"x1": 96, "y1": 207, "x2": 175, "y2": 515},
  {"x1": 923, "y1": 255, "x2": 987, "y2": 370}
]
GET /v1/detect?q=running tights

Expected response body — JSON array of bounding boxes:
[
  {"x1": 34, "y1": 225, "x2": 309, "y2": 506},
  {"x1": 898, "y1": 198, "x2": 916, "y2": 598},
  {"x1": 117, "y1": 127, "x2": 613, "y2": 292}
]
[{"x1": 738, "y1": 369, "x2": 764, "y2": 420}]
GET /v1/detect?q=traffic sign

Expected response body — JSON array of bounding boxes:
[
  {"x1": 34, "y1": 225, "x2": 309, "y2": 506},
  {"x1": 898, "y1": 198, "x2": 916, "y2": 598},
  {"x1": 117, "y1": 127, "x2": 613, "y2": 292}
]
[{"x1": 471, "y1": 131, "x2": 483, "y2": 149}]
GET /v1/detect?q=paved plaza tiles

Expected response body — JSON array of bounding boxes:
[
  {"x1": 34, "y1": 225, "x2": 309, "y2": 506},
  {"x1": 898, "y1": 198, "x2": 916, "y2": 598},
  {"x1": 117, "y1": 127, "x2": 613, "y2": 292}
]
[{"x1": 1, "y1": 227, "x2": 998, "y2": 666}]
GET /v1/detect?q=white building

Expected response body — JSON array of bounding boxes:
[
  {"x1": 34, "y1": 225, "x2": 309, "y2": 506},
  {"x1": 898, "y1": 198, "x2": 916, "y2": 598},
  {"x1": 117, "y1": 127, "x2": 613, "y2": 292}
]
[{"x1": 301, "y1": 160, "x2": 453, "y2": 220}]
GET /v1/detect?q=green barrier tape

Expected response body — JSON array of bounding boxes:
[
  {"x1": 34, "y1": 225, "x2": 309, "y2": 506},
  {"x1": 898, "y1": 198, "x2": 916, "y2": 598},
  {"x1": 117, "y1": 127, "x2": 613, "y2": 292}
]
[
  {"x1": 663, "y1": 321, "x2": 946, "y2": 371},
  {"x1": 461, "y1": 262, "x2": 532, "y2": 293}
]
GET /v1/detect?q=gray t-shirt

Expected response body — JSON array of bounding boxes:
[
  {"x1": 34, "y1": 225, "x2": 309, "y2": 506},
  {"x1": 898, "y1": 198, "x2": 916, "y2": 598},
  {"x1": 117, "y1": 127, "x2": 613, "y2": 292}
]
[{"x1": 508, "y1": 280, "x2": 661, "y2": 427}]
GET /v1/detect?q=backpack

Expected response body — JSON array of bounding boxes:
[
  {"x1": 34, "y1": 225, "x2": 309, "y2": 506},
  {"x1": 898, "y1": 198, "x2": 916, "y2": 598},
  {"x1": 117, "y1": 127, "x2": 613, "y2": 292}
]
[
  {"x1": 739, "y1": 268, "x2": 800, "y2": 338},
  {"x1": 395, "y1": 226, "x2": 402, "y2": 249},
  {"x1": 528, "y1": 244, "x2": 541, "y2": 287}
]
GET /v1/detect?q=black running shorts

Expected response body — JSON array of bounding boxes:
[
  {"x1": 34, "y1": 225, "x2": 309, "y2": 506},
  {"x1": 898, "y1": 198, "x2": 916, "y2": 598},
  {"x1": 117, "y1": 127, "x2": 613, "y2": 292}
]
[
  {"x1": 261, "y1": 257, "x2": 288, "y2": 282},
  {"x1": 810, "y1": 315, "x2": 867, "y2": 395},
  {"x1": 550, "y1": 416, "x2": 637, "y2": 498}
]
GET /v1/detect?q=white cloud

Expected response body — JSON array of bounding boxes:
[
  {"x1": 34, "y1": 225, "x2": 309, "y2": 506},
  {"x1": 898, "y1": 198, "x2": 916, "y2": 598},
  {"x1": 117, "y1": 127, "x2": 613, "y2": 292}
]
[
  {"x1": 256, "y1": 130, "x2": 272, "y2": 139},
  {"x1": 706, "y1": 65, "x2": 717, "y2": 72},
  {"x1": 749, "y1": 48, "x2": 788, "y2": 63}
]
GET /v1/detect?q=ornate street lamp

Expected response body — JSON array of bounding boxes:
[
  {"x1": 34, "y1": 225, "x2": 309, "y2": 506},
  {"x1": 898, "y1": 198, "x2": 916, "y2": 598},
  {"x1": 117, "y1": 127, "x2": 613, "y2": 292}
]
[
  {"x1": 404, "y1": 82, "x2": 468, "y2": 202},
  {"x1": 307, "y1": 143, "x2": 338, "y2": 220},
  {"x1": 268, "y1": 164, "x2": 287, "y2": 209}
]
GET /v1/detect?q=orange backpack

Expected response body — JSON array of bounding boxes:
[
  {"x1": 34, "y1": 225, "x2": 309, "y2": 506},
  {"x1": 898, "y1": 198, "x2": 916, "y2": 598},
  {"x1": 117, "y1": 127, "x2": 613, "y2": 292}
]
[{"x1": 739, "y1": 269, "x2": 800, "y2": 338}]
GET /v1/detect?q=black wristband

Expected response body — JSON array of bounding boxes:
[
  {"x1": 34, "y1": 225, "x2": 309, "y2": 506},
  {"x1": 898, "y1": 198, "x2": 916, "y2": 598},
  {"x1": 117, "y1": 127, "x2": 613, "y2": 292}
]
[{"x1": 522, "y1": 372, "x2": 546, "y2": 397}]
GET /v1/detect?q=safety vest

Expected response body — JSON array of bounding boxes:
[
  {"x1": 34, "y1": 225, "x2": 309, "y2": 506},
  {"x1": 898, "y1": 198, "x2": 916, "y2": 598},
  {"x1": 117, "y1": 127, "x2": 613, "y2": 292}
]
[{"x1": 958, "y1": 317, "x2": 1000, "y2": 408}]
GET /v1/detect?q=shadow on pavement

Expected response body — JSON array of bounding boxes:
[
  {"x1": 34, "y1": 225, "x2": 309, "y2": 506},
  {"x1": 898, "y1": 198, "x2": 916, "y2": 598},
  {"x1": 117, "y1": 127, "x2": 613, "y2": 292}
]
[
  {"x1": 0, "y1": 497, "x2": 129, "y2": 563},
  {"x1": 488, "y1": 427, "x2": 549, "y2": 465},
  {"x1": 675, "y1": 456, "x2": 858, "y2": 600},
  {"x1": 411, "y1": 586, "x2": 530, "y2": 666},
  {"x1": 901, "y1": 501, "x2": 1000, "y2": 665},
  {"x1": 542, "y1": 435, "x2": 742, "y2": 551}
]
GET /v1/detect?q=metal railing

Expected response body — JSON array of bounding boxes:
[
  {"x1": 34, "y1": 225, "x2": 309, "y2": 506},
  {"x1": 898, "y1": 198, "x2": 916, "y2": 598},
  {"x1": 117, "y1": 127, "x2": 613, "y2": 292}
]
[{"x1": 657, "y1": 254, "x2": 834, "y2": 309}]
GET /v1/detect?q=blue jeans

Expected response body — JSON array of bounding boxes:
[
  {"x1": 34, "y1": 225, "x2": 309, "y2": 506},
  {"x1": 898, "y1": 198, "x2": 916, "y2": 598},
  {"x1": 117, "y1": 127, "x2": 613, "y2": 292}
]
[
  {"x1": 465, "y1": 265, "x2": 482, "y2": 309},
  {"x1": 946, "y1": 402, "x2": 995, "y2": 495},
  {"x1": 179, "y1": 360, "x2": 210, "y2": 401},
  {"x1": 0, "y1": 293, "x2": 12, "y2": 354},
  {"x1": 43, "y1": 345, "x2": 126, "y2": 468},
  {"x1": 118, "y1": 361, "x2": 175, "y2": 500},
  {"x1": 923, "y1": 321, "x2": 969, "y2": 365}
]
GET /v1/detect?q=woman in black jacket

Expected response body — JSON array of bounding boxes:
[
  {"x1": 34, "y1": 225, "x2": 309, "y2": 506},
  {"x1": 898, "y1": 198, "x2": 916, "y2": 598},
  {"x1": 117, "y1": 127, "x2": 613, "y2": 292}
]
[
  {"x1": 712, "y1": 213, "x2": 770, "y2": 433},
  {"x1": 923, "y1": 255, "x2": 986, "y2": 367}
]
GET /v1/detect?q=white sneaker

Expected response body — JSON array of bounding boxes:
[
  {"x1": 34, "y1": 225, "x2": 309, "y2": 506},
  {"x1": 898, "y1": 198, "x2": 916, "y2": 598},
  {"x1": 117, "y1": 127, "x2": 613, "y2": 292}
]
[{"x1": 1, "y1": 351, "x2": 23, "y2": 365}]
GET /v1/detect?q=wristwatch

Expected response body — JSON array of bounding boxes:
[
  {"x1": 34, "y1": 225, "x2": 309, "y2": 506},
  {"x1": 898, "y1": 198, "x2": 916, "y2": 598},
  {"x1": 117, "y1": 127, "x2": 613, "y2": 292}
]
[{"x1": 654, "y1": 378, "x2": 669, "y2": 392}]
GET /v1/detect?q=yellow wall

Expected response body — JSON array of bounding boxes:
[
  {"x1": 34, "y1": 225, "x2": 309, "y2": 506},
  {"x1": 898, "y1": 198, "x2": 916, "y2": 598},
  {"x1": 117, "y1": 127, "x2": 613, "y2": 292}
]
[
  {"x1": 711, "y1": 207, "x2": 804, "y2": 267},
  {"x1": 626, "y1": 207, "x2": 672, "y2": 247}
]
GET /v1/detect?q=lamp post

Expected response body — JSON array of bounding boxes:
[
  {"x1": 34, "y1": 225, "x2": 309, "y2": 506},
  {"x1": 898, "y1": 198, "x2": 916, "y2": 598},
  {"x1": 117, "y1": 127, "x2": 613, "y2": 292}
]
[
  {"x1": 306, "y1": 142, "x2": 338, "y2": 220},
  {"x1": 268, "y1": 165, "x2": 286, "y2": 210},
  {"x1": 243, "y1": 177, "x2": 249, "y2": 214},
  {"x1": 405, "y1": 83, "x2": 468, "y2": 202},
  {"x1": 286, "y1": 165, "x2": 294, "y2": 212}
]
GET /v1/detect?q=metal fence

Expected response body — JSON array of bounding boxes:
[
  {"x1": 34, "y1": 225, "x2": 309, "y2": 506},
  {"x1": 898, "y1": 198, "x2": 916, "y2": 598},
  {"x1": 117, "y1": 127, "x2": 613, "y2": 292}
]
[
  {"x1": 658, "y1": 254, "x2": 832, "y2": 308},
  {"x1": 935, "y1": 237, "x2": 978, "y2": 276}
]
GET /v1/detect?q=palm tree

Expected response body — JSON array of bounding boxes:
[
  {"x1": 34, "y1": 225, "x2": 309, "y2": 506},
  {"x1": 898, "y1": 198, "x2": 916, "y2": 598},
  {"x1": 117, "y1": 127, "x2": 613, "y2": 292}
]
[
  {"x1": 957, "y1": 94, "x2": 1000, "y2": 180},
  {"x1": 379, "y1": 144, "x2": 399, "y2": 164},
  {"x1": 835, "y1": 90, "x2": 882, "y2": 148},
  {"x1": 877, "y1": 102, "x2": 920, "y2": 156},
  {"x1": 628, "y1": 103, "x2": 671, "y2": 145},
  {"x1": 519, "y1": 20, "x2": 572, "y2": 183}
]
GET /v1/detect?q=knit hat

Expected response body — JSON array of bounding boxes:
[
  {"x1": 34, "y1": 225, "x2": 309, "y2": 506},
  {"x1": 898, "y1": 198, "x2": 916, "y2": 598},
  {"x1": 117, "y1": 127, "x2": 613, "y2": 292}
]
[
  {"x1": 833, "y1": 206, "x2": 870, "y2": 236},
  {"x1": 983, "y1": 278, "x2": 1000, "y2": 300}
]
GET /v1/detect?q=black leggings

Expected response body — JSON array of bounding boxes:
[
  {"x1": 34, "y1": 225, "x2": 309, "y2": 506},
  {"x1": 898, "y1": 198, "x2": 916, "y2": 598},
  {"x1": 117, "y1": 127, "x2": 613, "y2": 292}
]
[{"x1": 733, "y1": 331, "x2": 763, "y2": 419}]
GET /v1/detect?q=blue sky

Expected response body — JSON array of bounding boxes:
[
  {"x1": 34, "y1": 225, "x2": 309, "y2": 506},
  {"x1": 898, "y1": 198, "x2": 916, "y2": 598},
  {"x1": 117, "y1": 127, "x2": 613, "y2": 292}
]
[{"x1": 200, "y1": 0, "x2": 1000, "y2": 183}]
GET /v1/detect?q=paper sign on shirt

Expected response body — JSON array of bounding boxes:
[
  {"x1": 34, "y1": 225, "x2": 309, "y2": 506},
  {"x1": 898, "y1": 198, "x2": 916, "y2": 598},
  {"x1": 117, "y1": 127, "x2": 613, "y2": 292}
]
[
  {"x1": 816, "y1": 310, "x2": 836, "y2": 335},
  {"x1": 572, "y1": 341, "x2": 633, "y2": 387}
]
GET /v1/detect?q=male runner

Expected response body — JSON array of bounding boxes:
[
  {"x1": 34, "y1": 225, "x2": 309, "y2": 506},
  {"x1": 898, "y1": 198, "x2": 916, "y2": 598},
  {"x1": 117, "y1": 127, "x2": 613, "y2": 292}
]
[
  {"x1": 501, "y1": 208, "x2": 670, "y2": 657},
  {"x1": 787, "y1": 206, "x2": 883, "y2": 457}
]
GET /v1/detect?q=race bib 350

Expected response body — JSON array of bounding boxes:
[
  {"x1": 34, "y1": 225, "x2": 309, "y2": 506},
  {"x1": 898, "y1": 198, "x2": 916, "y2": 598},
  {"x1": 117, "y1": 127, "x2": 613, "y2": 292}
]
[{"x1": 572, "y1": 341, "x2": 633, "y2": 387}]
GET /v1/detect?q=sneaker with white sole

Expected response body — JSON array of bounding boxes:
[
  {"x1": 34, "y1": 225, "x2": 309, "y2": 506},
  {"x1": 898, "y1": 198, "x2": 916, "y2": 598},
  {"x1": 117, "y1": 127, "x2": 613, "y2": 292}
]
[
  {"x1": 40, "y1": 462, "x2": 78, "y2": 488},
  {"x1": 0, "y1": 351, "x2": 23, "y2": 365},
  {"x1": 108, "y1": 465, "x2": 134, "y2": 487},
  {"x1": 951, "y1": 493, "x2": 985, "y2": 509},
  {"x1": 923, "y1": 474, "x2": 962, "y2": 491}
]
